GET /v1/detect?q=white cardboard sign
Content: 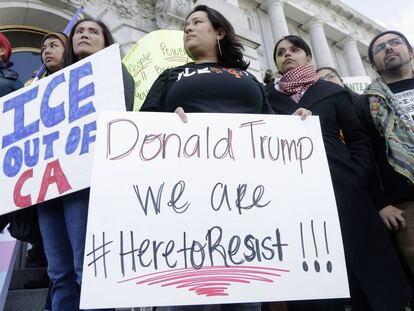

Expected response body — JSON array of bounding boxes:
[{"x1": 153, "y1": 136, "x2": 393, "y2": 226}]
[
  {"x1": 81, "y1": 112, "x2": 349, "y2": 309},
  {"x1": 343, "y1": 76, "x2": 371, "y2": 94},
  {"x1": 0, "y1": 44, "x2": 125, "y2": 215}
]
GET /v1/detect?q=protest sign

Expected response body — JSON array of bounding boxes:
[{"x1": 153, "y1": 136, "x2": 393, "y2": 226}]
[
  {"x1": 342, "y1": 76, "x2": 371, "y2": 94},
  {"x1": 122, "y1": 30, "x2": 190, "y2": 111},
  {"x1": 0, "y1": 44, "x2": 126, "y2": 215},
  {"x1": 81, "y1": 112, "x2": 349, "y2": 309},
  {"x1": 0, "y1": 229, "x2": 18, "y2": 309}
]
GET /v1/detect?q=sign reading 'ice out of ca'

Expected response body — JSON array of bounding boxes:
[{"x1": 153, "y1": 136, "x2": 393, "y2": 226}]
[
  {"x1": 0, "y1": 44, "x2": 125, "y2": 215},
  {"x1": 81, "y1": 112, "x2": 349, "y2": 309}
]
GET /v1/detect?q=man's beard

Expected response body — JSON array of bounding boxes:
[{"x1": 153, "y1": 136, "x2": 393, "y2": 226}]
[{"x1": 381, "y1": 54, "x2": 411, "y2": 74}]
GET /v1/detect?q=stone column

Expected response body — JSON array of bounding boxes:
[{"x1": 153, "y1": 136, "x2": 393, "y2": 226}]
[
  {"x1": 302, "y1": 18, "x2": 335, "y2": 68},
  {"x1": 261, "y1": 0, "x2": 289, "y2": 43},
  {"x1": 338, "y1": 35, "x2": 366, "y2": 76}
]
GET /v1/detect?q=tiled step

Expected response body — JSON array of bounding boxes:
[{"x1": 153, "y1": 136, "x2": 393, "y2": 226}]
[
  {"x1": 4, "y1": 288, "x2": 48, "y2": 311},
  {"x1": 9, "y1": 268, "x2": 48, "y2": 290}
]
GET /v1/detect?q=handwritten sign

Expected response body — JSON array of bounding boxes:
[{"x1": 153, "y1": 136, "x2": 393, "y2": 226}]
[
  {"x1": 80, "y1": 112, "x2": 349, "y2": 309},
  {"x1": 0, "y1": 229, "x2": 18, "y2": 309},
  {"x1": 0, "y1": 44, "x2": 126, "y2": 215},
  {"x1": 343, "y1": 76, "x2": 371, "y2": 94},
  {"x1": 122, "y1": 30, "x2": 190, "y2": 111}
]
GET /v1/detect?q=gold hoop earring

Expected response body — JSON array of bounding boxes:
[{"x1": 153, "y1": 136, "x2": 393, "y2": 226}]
[{"x1": 217, "y1": 38, "x2": 223, "y2": 57}]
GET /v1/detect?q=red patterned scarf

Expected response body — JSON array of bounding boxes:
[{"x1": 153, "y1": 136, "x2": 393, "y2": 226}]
[{"x1": 277, "y1": 64, "x2": 318, "y2": 103}]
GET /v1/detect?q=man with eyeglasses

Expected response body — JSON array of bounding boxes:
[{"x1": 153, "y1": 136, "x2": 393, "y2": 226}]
[{"x1": 356, "y1": 30, "x2": 414, "y2": 291}]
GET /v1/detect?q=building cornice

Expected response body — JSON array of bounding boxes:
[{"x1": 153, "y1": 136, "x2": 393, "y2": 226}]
[
  {"x1": 315, "y1": 0, "x2": 384, "y2": 33},
  {"x1": 254, "y1": 0, "x2": 384, "y2": 34}
]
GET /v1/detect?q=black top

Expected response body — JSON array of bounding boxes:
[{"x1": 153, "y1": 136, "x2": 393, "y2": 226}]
[
  {"x1": 121, "y1": 63, "x2": 134, "y2": 112},
  {"x1": 388, "y1": 77, "x2": 414, "y2": 93},
  {"x1": 355, "y1": 78, "x2": 414, "y2": 208},
  {"x1": 141, "y1": 62, "x2": 271, "y2": 114}
]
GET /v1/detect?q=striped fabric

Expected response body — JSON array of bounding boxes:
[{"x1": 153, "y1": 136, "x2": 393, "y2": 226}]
[{"x1": 365, "y1": 77, "x2": 414, "y2": 184}]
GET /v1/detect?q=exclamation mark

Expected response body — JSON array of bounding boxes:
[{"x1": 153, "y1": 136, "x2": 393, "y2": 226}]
[
  {"x1": 311, "y1": 220, "x2": 321, "y2": 272},
  {"x1": 324, "y1": 221, "x2": 333, "y2": 273},
  {"x1": 300, "y1": 222, "x2": 308, "y2": 272}
]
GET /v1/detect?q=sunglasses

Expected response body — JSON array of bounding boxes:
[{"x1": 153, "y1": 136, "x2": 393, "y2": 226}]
[{"x1": 372, "y1": 37, "x2": 404, "y2": 55}]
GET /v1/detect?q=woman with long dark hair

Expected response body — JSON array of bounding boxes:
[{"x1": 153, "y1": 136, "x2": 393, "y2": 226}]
[
  {"x1": 141, "y1": 5, "x2": 269, "y2": 115},
  {"x1": 142, "y1": 7, "x2": 312, "y2": 310},
  {"x1": 38, "y1": 18, "x2": 133, "y2": 311},
  {"x1": 141, "y1": 5, "x2": 289, "y2": 311}
]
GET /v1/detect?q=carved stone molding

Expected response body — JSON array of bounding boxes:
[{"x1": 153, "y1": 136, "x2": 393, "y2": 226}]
[
  {"x1": 261, "y1": 0, "x2": 285, "y2": 11},
  {"x1": 68, "y1": 0, "x2": 154, "y2": 19},
  {"x1": 67, "y1": 0, "x2": 95, "y2": 6},
  {"x1": 336, "y1": 35, "x2": 356, "y2": 49},
  {"x1": 155, "y1": 0, "x2": 192, "y2": 30},
  {"x1": 62, "y1": 0, "x2": 157, "y2": 32},
  {"x1": 301, "y1": 17, "x2": 324, "y2": 32}
]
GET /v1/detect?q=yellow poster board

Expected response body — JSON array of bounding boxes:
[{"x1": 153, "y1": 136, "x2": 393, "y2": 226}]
[{"x1": 122, "y1": 30, "x2": 190, "y2": 111}]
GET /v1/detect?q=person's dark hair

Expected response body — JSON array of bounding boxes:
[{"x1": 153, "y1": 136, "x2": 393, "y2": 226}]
[
  {"x1": 186, "y1": 5, "x2": 249, "y2": 70},
  {"x1": 41, "y1": 32, "x2": 67, "y2": 74},
  {"x1": 63, "y1": 18, "x2": 114, "y2": 67},
  {"x1": 273, "y1": 35, "x2": 312, "y2": 63},
  {"x1": 368, "y1": 30, "x2": 413, "y2": 65},
  {"x1": 316, "y1": 66, "x2": 343, "y2": 82}
]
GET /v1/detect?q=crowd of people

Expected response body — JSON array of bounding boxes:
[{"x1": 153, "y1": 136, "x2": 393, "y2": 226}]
[{"x1": 0, "y1": 3, "x2": 413, "y2": 311}]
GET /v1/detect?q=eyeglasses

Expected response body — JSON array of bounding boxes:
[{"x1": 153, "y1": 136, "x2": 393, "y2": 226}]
[{"x1": 372, "y1": 37, "x2": 404, "y2": 55}]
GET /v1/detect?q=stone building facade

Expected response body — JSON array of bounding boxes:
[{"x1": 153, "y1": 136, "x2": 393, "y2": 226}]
[{"x1": 0, "y1": 0, "x2": 384, "y2": 82}]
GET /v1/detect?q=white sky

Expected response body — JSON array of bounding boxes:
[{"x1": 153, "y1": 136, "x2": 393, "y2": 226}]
[{"x1": 340, "y1": 0, "x2": 414, "y2": 44}]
